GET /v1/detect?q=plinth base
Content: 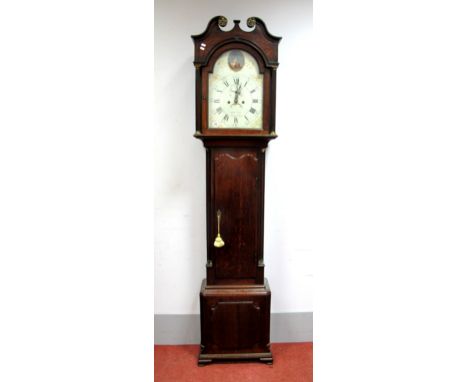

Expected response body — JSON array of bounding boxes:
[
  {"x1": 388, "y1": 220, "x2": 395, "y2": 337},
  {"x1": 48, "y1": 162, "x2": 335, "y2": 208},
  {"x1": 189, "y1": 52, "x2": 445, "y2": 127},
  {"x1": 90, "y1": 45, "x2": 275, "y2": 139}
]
[{"x1": 198, "y1": 278, "x2": 272, "y2": 366}]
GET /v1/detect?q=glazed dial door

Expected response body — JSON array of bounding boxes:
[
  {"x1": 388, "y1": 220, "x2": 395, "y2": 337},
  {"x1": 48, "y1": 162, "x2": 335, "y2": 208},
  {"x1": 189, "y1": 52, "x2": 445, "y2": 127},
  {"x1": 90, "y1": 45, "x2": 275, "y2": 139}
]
[{"x1": 208, "y1": 50, "x2": 263, "y2": 129}]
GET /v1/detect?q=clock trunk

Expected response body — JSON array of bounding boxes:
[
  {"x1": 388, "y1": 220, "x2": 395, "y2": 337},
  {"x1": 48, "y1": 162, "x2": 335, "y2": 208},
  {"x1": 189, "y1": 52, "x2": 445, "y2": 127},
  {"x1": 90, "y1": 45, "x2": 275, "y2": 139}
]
[{"x1": 206, "y1": 146, "x2": 265, "y2": 285}]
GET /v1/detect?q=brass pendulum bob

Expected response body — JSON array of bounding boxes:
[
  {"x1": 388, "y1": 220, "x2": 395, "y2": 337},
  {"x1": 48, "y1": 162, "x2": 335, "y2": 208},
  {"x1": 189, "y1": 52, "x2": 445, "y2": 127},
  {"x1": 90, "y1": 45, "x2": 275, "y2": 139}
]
[{"x1": 213, "y1": 209, "x2": 225, "y2": 248}]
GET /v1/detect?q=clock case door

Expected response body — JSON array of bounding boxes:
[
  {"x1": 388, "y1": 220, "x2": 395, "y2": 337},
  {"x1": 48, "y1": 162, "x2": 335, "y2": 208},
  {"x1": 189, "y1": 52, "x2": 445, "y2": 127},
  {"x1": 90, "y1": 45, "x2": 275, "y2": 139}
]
[{"x1": 205, "y1": 142, "x2": 267, "y2": 286}]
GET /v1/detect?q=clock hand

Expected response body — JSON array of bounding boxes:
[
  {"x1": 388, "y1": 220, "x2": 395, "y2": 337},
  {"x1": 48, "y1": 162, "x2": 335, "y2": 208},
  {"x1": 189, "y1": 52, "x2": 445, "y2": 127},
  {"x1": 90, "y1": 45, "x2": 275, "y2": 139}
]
[{"x1": 233, "y1": 84, "x2": 242, "y2": 105}]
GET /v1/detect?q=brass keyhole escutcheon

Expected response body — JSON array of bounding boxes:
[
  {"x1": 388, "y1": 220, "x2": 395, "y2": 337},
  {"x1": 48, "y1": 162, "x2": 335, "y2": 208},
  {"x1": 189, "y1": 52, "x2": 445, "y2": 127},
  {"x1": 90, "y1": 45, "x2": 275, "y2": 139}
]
[{"x1": 213, "y1": 209, "x2": 225, "y2": 248}]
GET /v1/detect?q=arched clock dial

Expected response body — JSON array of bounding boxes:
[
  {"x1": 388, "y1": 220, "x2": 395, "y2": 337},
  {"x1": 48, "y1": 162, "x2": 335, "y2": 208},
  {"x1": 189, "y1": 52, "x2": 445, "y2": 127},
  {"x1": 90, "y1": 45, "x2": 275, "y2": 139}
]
[{"x1": 208, "y1": 49, "x2": 263, "y2": 129}]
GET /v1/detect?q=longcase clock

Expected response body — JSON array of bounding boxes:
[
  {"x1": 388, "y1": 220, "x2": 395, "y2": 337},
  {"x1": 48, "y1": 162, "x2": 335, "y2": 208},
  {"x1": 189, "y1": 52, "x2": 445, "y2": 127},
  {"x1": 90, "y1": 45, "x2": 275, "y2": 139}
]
[{"x1": 191, "y1": 16, "x2": 281, "y2": 365}]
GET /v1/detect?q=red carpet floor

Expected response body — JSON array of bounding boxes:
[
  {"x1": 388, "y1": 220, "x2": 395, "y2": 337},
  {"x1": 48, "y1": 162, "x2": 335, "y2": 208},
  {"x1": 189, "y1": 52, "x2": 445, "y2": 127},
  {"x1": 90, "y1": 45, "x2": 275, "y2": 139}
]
[{"x1": 155, "y1": 342, "x2": 312, "y2": 382}]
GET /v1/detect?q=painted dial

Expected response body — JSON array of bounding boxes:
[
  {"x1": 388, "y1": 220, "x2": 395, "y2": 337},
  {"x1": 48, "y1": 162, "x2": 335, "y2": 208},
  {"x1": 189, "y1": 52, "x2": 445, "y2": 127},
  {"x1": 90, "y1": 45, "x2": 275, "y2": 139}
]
[{"x1": 208, "y1": 49, "x2": 263, "y2": 129}]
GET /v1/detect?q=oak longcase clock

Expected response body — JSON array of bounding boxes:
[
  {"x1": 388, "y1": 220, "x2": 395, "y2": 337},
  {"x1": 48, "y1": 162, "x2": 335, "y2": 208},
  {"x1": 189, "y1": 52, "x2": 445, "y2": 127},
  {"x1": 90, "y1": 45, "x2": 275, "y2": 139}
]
[{"x1": 192, "y1": 16, "x2": 281, "y2": 365}]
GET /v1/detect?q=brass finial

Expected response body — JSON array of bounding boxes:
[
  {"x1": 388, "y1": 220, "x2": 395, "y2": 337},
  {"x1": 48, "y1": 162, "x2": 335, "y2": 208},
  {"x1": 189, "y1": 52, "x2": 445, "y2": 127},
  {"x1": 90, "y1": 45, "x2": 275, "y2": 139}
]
[
  {"x1": 247, "y1": 17, "x2": 256, "y2": 28},
  {"x1": 218, "y1": 16, "x2": 228, "y2": 28}
]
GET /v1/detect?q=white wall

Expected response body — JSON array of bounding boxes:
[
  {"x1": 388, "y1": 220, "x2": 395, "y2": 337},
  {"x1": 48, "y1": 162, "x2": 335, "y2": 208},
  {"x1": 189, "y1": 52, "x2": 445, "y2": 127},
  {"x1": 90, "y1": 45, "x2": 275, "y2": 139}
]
[{"x1": 155, "y1": 0, "x2": 314, "y2": 314}]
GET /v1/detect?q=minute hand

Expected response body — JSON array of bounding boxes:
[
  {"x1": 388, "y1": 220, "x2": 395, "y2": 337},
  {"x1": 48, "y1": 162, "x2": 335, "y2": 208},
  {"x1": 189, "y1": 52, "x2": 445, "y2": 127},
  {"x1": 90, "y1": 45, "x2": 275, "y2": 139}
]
[{"x1": 234, "y1": 85, "x2": 242, "y2": 104}]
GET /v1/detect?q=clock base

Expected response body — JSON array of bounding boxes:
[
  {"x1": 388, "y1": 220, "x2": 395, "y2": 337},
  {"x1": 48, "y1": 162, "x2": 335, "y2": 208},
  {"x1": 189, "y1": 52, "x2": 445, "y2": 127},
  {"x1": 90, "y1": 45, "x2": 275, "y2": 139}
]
[
  {"x1": 198, "y1": 352, "x2": 273, "y2": 366},
  {"x1": 198, "y1": 278, "x2": 272, "y2": 365}
]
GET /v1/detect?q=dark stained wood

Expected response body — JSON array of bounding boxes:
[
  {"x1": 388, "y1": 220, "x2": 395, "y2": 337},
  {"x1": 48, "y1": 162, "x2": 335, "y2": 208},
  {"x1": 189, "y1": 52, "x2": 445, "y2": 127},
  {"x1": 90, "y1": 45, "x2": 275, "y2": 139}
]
[
  {"x1": 192, "y1": 16, "x2": 280, "y2": 365},
  {"x1": 208, "y1": 147, "x2": 262, "y2": 284},
  {"x1": 212, "y1": 148, "x2": 258, "y2": 280},
  {"x1": 204, "y1": 142, "x2": 268, "y2": 286},
  {"x1": 192, "y1": 17, "x2": 281, "y2": 67},
  {"x1": 199, "y1": 279, "x2": 272, "y2": 365}
]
